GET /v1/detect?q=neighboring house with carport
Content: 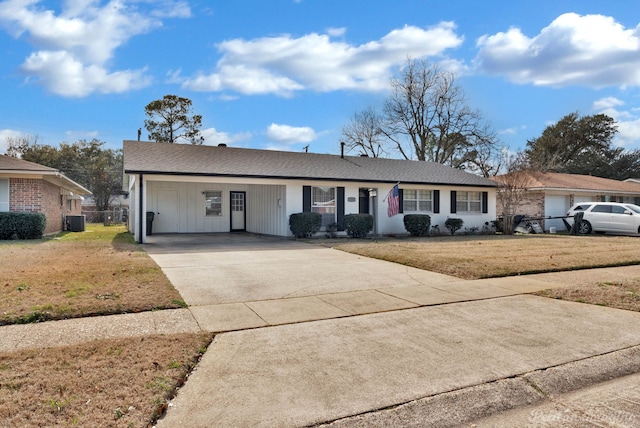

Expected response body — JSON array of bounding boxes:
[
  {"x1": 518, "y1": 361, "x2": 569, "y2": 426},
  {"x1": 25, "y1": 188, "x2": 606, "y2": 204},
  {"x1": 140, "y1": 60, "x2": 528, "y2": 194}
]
[
  {"x1": 123, "y1": 140, "x2": 497, "y2": 243},
  {"x1": 0, "y1": 155, "x2": 92, "y2": 235},
  {"x1": 492, "y1": 171, "x2": 640, "y2": 232}
]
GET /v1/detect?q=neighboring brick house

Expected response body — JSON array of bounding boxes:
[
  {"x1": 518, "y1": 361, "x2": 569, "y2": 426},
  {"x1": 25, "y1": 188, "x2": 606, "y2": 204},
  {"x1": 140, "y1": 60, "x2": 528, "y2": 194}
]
[
  {"x1": 0, "y1": 155, "x2": 92, "y2": 235},
  {"x1": 493, "y1": 171, "x2": 640, "y2": 231}
]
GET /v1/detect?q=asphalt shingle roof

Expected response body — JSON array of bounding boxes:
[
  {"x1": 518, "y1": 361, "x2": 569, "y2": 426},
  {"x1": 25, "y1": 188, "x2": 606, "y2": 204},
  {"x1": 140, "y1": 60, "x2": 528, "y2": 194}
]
[
  {"x1": 0, "y1": 155, "x2": 57, "y2": 172},
  {"x1": 123, "y1": 140, "x2": 496, "y2": 188},
  {"x1": 493, "y1": 171, "x2": 640, "y2": 194}
]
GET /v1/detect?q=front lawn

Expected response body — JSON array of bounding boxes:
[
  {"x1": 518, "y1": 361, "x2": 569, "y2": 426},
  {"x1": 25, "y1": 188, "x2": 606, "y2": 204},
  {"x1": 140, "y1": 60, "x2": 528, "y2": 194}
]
[
  {"x1": 0, "y1": 333, "x2": 212, "y2": 427},
  {"x1": 331, "y1": 233, "x2": 640, "y2": 279},
  {"x1": 0, "y1": 224, "x2": 185, "y2": 325},
  {"x1": 330, "y1": 233, "x2": 640, "y2": 312}
]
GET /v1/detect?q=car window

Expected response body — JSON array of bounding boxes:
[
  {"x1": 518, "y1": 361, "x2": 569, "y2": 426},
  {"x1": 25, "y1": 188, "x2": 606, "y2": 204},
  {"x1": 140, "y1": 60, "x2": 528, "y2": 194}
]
[
  {"x1": 572, "y1": 204, "x2": 591, "y2": 211},
  {"x1": 625, "y1": 204, "x2": 640, "y2": 214},
  {"x1": 612, "y1": 205, "x2": 627, "y2": 214},
  {"x1": 591, "y1": 205, "x2": 611, "y2": 213}
]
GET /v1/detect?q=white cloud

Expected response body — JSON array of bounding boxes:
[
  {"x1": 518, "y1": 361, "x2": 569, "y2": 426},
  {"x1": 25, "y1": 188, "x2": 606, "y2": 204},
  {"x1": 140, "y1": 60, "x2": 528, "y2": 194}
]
[
  {"x1": 326, "y1": 27, "x2": 345, "y2": 37},
  {"x1": 21, "y1": 50, "x2": 151, "y2": 97},
  {"x1": 0, "y1": 129, "x2": 28, "y2": 154},
  {"x1": 0, "y1": 0, "x2": 189, "y2": 96},
  {"x1": 266, "y1": 123, "x2": 317, "y2": 144},
  {"x1": 592, "y1": 97, "x2": 640, "y2": 148},
  {"x1": 498, "y1": 127, "x2": 518, "y2": 135},
  {"x1": 201, "y1": 127, "x2": 252, "y2": 146},
  {"x1": 475, "y1": 13, "x2": 640, "y2": 88},
  {"x1": 592, "y1": 96, "x2": 624, "y2": 111},
  {"x1": 64, "y1": 129, "x2": 99, "y2": 140},
  {"x1": 182, "y1": 23, "x2": 463, "y2": 96}
]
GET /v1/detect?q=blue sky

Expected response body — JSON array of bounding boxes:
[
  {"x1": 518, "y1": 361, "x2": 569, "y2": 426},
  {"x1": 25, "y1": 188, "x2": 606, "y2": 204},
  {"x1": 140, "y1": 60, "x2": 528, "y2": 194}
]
[{"x1": 1, "y1": 0, "x2": 639, "y2": 158}]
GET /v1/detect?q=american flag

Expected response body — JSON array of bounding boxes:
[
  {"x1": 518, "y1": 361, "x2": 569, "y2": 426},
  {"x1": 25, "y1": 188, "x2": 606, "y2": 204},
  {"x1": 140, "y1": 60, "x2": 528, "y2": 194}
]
[{"x1": 387, "y1": 184, "x2": 399, "y2": 217}]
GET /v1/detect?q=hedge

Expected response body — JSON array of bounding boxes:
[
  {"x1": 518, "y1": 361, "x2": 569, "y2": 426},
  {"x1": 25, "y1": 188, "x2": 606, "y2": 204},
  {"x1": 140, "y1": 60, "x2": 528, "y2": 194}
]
[
  {"x1": 445, "y1": 217, "x2": 464, "y2": 235},
  {"x1": 403, "y1": 214, "x2": 431, "y2": 237},
  {"x1": 289, "y1": 212, "x2": 322, "y2": 238},
  {"x1": 0, "y1": 212, "x2": 47, "y2": 240},
  {"x1": 344, "y1": 214, "x2": 373, "y2": 238}
]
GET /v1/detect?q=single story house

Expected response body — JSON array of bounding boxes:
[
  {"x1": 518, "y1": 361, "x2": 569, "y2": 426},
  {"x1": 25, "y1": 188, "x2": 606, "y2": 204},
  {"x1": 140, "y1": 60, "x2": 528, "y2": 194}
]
[
  {"x1": 0, "y1": 155, "x2": 92, "y2": 235},
  {"x1": 493, "y1": 171, "x2": 640, "y2": 231},
  {"x1": 123, "y1": 140, "x2": 497, "y2": 243}
]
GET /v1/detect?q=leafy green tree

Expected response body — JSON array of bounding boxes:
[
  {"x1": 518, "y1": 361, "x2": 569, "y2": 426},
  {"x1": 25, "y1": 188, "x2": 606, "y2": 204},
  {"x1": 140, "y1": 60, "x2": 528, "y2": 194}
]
[
  {"x1": 561, "y1": 146, "x2": 640, "y2": 181},
  {"x1": 10, "y1": 139, "x2": 123, "y2": 212},
  {"x1": 525, "y1": 112, "x2": 617, "y2": 172},
  {"x1": 144, "y1": 94, "x2": 204, "y2": 144}
]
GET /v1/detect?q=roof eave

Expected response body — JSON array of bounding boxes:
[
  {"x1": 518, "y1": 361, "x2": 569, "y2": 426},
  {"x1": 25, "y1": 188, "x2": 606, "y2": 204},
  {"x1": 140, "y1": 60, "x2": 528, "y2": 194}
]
[{"x1": 124, "y1": 169, "x2": 497, "y2": 188}]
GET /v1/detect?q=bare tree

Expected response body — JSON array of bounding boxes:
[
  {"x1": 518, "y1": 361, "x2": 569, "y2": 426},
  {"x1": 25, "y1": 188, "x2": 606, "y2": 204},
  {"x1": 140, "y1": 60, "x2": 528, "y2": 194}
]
[
  {"x1": 5, "y1": 135, "x2": 39, "y2": 157},
  {"x1": 341, "y1": 107, "x2": 386, "y2": 157},
  {"x1": 493, "y1": 151, "x2": 532, "y2": 234},
  {"x1": 382, "y1": 58, "x2": 499, "y2": 169}
]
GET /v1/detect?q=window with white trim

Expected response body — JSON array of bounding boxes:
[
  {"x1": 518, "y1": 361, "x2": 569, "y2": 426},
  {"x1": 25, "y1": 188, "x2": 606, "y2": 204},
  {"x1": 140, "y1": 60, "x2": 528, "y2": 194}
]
[
  {"x1": 456, "y1": 191, "x2": 481, "y2": 213},
  {"x1": 403, "y1": 189, "x2": 432, "y2": 212},
  {"x1": 0, "y1": 179, "x2": 8, "y2": 212},
  {"x1": 204, "y1": 191, "x2": 222, "y2": 216},
  {"x1": 312, "y1": 186, "x2": 335, "y2": 228}
]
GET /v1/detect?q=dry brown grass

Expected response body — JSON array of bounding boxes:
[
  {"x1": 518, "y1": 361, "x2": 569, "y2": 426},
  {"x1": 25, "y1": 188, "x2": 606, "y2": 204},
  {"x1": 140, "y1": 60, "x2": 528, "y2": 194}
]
[
  {"x1": 535, "y1": 279, "x2": 640, "y2": 311},
  {"x1": 328, "y1": 233, "x2": 640, "y2": 312},
  {"x1": 0, "y1": 224, "x2": 185, "y2": 325},
  {"x1": 331, "y1": 234, "x2": 640, "y2": 280},
  {"x1": 0, "y1": 332, "x2": 213, "y2": 427}
]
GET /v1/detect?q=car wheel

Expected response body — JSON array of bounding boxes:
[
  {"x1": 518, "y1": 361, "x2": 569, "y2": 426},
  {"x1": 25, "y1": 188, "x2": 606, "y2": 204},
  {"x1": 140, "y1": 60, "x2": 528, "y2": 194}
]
[{"x1": 578, "y1": 221, "x2": 592, "y2": 235}]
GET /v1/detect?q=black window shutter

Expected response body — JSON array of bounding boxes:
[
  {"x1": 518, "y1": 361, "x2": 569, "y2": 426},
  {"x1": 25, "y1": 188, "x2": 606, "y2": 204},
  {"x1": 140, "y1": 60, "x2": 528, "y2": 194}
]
[
  {"x1": 303, "y1": 186, "x2": 311, "y2": 212},
  {"x1": 337, "y1": 187, "x2": 345, "y2": 230},
  {"x1": 433, "y1": 190, "x2": 440, "y2": 213},
  {"x1": 482, "y1": 191, "x2": 488, "y2": 214},
  {"x1": 450, "y1": 190, "x2": 457, "y2": 214},
  {"x1": 398, "y1": 188, "x2": 404, "y2": 213}
]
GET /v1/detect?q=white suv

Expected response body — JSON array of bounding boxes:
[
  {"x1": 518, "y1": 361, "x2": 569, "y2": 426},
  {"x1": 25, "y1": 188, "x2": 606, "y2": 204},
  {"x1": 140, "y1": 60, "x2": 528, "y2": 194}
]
[{"x1": 566, "y1": 202, "x2": 640, "y2": 235}]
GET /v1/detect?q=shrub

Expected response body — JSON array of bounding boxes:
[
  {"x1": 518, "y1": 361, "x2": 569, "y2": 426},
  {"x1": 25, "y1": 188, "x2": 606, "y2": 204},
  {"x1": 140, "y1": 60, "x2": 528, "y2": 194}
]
[
  {"x1": 403, "y1": 214, "x2": 431, "y2": 237},
  {"x1": 325, "y1": 222, "x2": 339, "y2": 238},
  {"x1": 344, "y1": 214, "x2": 373, "y2": 238},
  {"x1": 0, "y1": 212, "x2": 46, "y2": 240},
  {"x1": 289, "y1": 212, "x2": 322, "y2": 238},
  {"x1": 444, "y1": 218, "x2": 464, "y2": 235}
]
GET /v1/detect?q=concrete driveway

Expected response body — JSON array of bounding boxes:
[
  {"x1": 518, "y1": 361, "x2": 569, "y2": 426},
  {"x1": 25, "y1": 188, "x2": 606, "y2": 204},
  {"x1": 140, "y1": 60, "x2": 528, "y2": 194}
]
[
  {"x1": 144, "y1": 233, "x2": 640, "y2": 427},
  {"x1": 144, "y1": 233, "x2": 562, "y2": 333}
]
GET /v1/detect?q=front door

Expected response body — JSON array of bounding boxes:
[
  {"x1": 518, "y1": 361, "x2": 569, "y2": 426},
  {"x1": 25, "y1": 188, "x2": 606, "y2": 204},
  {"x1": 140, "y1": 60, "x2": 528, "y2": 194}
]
[
  {"x1": 230, "y1": 191, "x2": 246, "y2": 231},
  {"x1": 155, "y1": 189, "x2": 179, "y2": 233},
  {"x1": 359, "y1": 188, "x2": 370, "y2": 214}
]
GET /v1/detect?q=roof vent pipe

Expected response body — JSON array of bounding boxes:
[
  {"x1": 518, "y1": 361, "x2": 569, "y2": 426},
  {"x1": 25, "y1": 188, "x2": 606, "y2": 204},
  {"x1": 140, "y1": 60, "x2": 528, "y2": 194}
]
[{"x1": 340, "y1": 142, "x2": 345, "y2": 158}]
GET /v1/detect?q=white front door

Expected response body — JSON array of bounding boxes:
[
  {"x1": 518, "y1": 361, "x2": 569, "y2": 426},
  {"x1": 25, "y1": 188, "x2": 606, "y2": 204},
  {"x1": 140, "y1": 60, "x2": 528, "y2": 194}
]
[
  {"x1": 231, "y1": 192, "x2": 245, "y2": 231},
  {"x1": 155, "y1": 189, "x2": 179, "y2": 233}
]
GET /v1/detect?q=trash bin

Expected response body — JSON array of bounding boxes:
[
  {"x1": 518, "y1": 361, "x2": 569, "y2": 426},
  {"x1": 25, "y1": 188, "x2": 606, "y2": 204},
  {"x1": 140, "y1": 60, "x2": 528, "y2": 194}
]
[
  {"x1": 570, "y1": 211, "x2": 584, "y2": 235},
  {"x1": 146, "y1": 211, "x2": 155, "y2": 235}
]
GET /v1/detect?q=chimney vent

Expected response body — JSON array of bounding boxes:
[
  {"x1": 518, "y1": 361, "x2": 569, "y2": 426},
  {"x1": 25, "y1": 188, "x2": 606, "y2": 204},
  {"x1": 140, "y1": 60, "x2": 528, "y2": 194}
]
[{"x1": 340, "y1": 142, "x2": 345, "y2": 158}]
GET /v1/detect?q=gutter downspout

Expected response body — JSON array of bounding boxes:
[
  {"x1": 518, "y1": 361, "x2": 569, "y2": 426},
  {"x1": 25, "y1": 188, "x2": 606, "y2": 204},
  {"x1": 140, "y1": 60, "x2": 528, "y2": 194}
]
[{"x1": 138, "y1": 173, "x2": 144, "y2": 244}]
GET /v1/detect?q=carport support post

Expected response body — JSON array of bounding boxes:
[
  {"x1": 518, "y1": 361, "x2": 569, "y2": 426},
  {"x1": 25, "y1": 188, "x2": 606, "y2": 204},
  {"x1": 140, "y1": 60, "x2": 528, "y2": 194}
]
[
  {"x1": 369, "y1": 189, "x2": 377, "y2": 237},
  {"x1": 138, "y1": 173, "x2": 144, "y2": 244}
]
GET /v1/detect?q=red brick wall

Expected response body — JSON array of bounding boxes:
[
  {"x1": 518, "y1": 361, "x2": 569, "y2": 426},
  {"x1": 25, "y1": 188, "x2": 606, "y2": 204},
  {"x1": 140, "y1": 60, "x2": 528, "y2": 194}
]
[
  {"x1": 9, "y1": 178, "x2": 82, "y2": 234},
  {"x1": 497, "y1": 191, "x2": 546, "y2": 229}
]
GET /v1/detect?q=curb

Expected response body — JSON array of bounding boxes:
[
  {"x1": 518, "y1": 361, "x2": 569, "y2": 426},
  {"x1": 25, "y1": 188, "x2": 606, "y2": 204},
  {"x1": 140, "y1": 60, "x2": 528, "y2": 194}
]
[{"x1": 314, "y1": 345, "x2": 640, "y2": 427}]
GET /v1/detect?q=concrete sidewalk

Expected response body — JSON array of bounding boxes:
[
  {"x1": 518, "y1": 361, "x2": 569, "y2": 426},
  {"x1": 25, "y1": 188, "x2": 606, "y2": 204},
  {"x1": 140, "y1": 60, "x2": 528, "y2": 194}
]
[{"x1": 157, "y1": 294, "x2": 640, "y2": 427}]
